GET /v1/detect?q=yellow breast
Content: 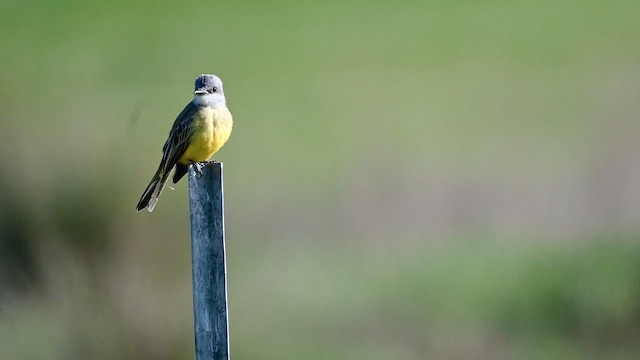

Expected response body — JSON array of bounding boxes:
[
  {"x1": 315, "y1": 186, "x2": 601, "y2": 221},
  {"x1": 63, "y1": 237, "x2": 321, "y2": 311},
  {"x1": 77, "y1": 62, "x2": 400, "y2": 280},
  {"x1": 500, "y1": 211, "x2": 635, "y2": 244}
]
[{"x1": 179, "y1": 105, "x2": 233, "y2": 164}]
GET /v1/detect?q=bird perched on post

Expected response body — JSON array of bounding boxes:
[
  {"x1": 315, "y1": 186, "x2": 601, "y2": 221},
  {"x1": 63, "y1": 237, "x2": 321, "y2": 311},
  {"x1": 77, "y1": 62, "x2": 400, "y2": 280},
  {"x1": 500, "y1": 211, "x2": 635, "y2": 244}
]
[{"x1": 136, "y1": 74, "x2": 233, "y2": 212}]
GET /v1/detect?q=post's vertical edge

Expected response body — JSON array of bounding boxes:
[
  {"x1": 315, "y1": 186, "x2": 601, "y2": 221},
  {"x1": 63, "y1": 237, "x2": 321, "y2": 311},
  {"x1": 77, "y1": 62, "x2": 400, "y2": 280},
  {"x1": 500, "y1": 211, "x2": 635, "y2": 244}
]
[{"x1": 188, "y1": 162, "x2": 230, "y2": 360}]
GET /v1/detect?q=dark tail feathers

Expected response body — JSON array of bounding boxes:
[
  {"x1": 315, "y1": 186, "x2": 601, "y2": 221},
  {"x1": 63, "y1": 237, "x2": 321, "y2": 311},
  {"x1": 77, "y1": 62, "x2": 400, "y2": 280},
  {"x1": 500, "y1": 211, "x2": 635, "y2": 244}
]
[{"x1": 136, "y1": 168, "x2": 170, "y2": 212}]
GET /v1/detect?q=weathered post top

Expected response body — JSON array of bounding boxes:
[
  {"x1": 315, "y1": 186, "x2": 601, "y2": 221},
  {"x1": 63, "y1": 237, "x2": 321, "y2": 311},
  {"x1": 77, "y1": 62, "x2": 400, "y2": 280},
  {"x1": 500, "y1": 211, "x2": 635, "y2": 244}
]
[{"x1": 188, "y1": 162, "x2": 229, "y2": 360}]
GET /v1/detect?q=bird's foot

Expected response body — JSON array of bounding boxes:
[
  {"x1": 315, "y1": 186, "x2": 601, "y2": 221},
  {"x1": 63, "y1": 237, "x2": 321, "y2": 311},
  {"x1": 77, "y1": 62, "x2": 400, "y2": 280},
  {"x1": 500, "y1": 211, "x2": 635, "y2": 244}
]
[{"x1": 192, "y1": 161, "x2": 206, "y2": 177}]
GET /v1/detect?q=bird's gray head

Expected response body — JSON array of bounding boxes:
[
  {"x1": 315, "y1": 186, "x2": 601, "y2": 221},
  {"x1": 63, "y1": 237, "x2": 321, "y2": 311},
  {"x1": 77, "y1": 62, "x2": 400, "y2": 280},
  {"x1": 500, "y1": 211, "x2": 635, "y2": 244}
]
[{"x1": 193, "y1": 74, "x2": 226, "y2": 107}]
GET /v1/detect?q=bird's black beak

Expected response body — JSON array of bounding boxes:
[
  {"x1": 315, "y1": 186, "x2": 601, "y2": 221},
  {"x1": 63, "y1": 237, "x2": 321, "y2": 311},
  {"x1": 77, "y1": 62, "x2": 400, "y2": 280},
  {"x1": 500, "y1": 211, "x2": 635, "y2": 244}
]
[{"x1": 194, "y1": 89, "x2": 208, "y2": 95}]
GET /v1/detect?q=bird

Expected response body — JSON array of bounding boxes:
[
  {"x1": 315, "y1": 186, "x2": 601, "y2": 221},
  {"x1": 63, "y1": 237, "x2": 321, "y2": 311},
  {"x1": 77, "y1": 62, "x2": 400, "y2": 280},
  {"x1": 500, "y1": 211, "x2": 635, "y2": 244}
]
[{"x1": 136, "y1": 74, "x2": 233, "y2": 212}]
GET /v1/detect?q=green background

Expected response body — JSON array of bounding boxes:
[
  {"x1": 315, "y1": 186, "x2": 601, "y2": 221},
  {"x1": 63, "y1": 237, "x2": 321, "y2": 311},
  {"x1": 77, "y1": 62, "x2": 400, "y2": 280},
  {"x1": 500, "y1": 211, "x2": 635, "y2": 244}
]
[{"x1": 1, "y1": 0, "x2": 639, "y2": 359}]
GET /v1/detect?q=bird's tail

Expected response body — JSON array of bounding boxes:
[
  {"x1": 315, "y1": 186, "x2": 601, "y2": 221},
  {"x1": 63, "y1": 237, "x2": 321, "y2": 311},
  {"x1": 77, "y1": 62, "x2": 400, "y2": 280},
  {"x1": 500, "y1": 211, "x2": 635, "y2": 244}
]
[{"x1": 136, "y1": 167, "x2": 171, "y2": 212}]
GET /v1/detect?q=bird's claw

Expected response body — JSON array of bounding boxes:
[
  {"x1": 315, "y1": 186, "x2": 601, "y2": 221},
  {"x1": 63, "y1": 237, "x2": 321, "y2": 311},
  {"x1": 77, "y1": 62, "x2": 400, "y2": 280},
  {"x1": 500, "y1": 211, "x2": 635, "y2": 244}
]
[
  {"x1": 191, "y1": 160, "x2": 220, "y2": 177},
  {"x1": 192, "y1": 162, "x2": 205, "y2": 177}
]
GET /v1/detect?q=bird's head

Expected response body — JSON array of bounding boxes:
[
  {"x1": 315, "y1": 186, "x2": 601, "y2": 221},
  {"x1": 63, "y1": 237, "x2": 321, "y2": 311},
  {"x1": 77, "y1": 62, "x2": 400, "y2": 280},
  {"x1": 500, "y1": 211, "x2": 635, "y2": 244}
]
[{"x1": 193, "y1": 74, "x2": 226, "y2": 106}]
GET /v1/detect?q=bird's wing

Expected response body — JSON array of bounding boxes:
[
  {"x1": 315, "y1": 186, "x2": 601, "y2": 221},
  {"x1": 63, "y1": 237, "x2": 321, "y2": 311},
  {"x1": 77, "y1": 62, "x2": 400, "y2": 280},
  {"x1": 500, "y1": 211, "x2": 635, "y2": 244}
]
[{"x1": 158, "y1": 101, "x2": 198, "y2": 175}]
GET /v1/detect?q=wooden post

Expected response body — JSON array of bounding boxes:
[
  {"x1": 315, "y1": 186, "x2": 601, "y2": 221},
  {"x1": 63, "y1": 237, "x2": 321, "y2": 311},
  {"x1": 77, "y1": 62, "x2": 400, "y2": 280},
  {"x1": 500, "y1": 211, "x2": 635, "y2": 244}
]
[{"x1": 188, "y1": 162, "x2": 230, "y2": 360}]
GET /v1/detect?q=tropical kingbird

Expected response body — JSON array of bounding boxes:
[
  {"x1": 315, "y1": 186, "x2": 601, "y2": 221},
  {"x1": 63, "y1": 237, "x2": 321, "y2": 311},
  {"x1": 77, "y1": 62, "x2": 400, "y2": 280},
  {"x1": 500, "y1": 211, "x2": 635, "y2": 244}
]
[{"x1": 136, "y1": 74, "x2": 233, "y2": 212}]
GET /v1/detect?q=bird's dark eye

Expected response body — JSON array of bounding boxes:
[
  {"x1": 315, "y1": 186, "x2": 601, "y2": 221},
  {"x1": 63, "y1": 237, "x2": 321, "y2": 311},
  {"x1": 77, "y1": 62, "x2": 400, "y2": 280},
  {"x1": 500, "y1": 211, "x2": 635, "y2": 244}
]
[{"x1": 211, "y1": 87, "x2": 218, "y2": 93}]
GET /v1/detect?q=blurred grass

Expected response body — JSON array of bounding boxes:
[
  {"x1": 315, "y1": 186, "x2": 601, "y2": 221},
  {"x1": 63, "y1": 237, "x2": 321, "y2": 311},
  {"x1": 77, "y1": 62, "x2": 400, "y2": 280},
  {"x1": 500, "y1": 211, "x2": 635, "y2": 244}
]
[
  {"x1": 1, "y1": 0, "x2": 639, "y2": 359},
  {"x1": 2, "y1": 237, "x2": 639, "y2": 359},
  {"x1": 229, "y1": 237, "x2": 640, "y2": 360}
]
